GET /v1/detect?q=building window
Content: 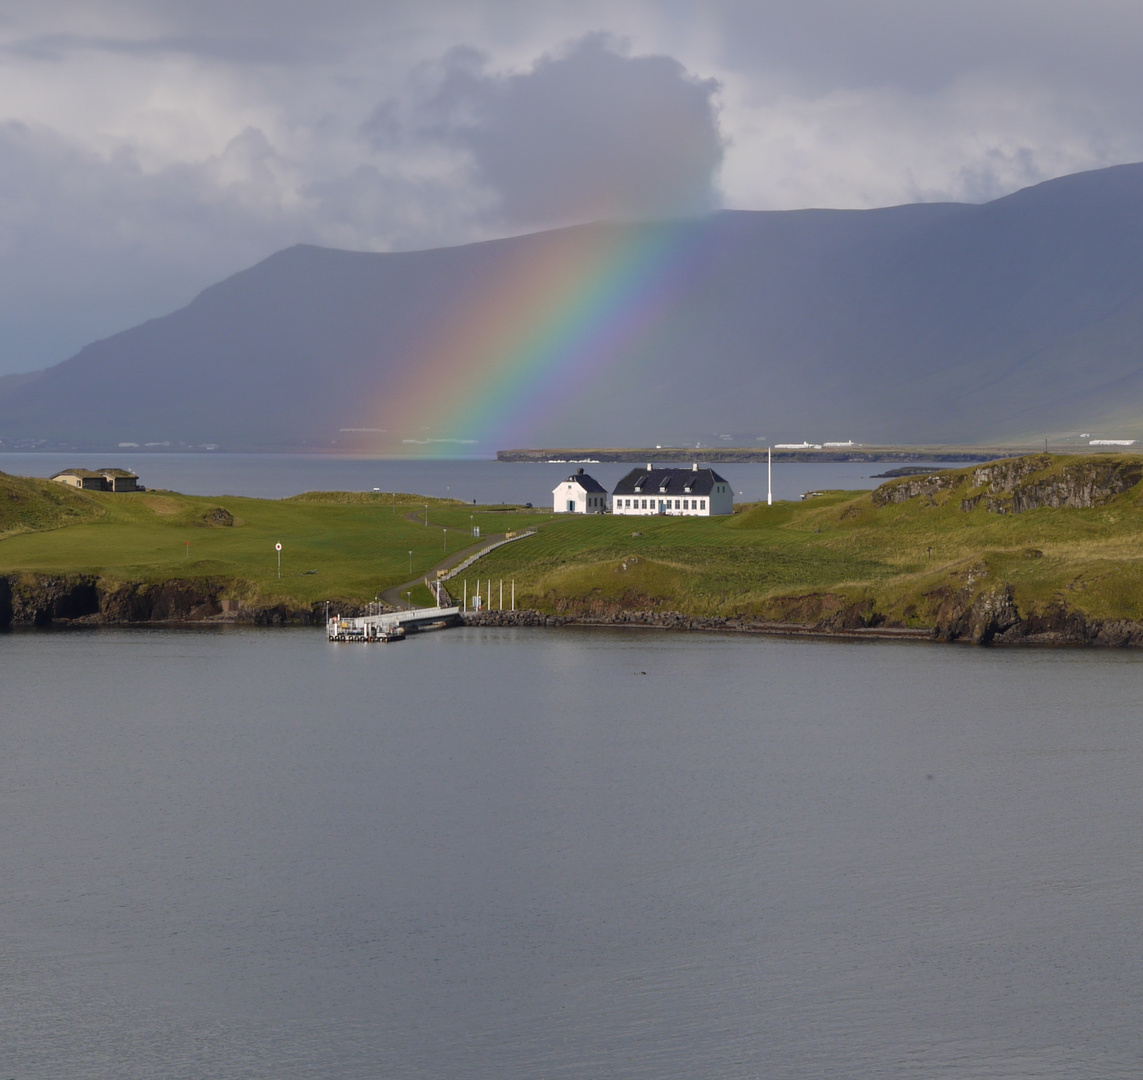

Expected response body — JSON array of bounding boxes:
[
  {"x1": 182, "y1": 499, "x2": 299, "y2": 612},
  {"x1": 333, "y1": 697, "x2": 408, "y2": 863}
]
[
  {"x1": 700, "y1": 499, "x2": 706, "y2": 509},
  {"x1": 641, "y1": 499, "x2": 647, "y2": 509},
  {"x1": 674, "y1": 499, "x2": 680, "y2": 509}
]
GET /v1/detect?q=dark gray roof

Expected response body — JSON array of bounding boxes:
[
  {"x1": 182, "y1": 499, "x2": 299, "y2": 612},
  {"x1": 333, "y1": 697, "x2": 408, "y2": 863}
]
[
  {"x1": 612, "y1": 467, "x2": 728, "y2": 497},
  {"x1": 560, "y1": 470, "x2": 607, "y2": 493}
]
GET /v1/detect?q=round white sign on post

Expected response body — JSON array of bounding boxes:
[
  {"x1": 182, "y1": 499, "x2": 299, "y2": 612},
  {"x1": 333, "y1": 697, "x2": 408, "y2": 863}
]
[{"x1": 275, "y1": 543, "x2": 282, "y2": 551}]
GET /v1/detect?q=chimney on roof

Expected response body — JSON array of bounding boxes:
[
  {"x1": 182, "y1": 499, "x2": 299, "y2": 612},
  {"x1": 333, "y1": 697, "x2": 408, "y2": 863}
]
[
  {"x1": 576, "y1": 467, "x2": 584, "y2": 474},
  {"x1": 647, "y1": 462, "x2": 653, "y2": 471},
  {"x1": 692, "y1": 462, "x2": 698, "y2": 471}
]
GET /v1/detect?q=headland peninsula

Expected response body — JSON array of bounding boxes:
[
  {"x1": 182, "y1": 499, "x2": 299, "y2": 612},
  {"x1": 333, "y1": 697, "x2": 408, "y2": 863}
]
[
  {"x1": 497, "y1": 444, "x2": 1024, "y2": 464},
  {"x1": 5, "y1": 453, "x2": 1143, "y2": 646}
]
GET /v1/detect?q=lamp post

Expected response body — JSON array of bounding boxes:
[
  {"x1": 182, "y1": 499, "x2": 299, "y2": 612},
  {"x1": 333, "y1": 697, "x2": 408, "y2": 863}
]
[{"x1": 408, "y1": 550, "x2": 412, "y2": 575}]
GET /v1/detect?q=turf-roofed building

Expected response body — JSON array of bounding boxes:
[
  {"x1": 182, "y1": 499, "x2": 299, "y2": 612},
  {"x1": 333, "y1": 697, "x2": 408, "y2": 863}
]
[{"x1": 611, "y1": 464, "x2": 733, "y2": 517}]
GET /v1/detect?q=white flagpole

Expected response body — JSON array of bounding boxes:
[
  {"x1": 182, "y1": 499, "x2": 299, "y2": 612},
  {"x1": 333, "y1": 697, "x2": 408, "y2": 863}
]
[{"x1": 767, "y1": 446, "x2": 772, "y2": 506}]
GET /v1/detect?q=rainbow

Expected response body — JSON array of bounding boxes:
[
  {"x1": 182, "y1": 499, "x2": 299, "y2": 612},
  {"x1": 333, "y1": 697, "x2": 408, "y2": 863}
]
[{"x1": 371, "y1": 218, "x2": 709, "y2": 455}]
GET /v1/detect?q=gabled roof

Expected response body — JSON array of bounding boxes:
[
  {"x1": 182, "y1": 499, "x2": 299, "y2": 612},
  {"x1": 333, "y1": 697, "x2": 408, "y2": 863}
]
[
  {"x1": 556, "y1": 470, "x2": 607, "y2": 493},
  {"x1": 612, "y1": 467, "x2": 728, "y2": 497},
  {"x1": 96, "y1": 468, "x2": 138, "y2": 478},
  {"x1": 51, "y1": 468, "x2": 104, "y2": 479}
]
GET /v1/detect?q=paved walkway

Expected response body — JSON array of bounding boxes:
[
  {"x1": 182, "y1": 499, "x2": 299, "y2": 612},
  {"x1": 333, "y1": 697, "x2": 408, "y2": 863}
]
[{"x1": 379, "y1": 528, "x2": 512, "y2": 608}]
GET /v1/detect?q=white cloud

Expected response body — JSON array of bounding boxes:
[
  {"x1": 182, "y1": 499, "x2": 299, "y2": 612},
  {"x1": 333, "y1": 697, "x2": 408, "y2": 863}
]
[{"x1": 719, "y1": 73, "x2": 1142, "y2": 210}]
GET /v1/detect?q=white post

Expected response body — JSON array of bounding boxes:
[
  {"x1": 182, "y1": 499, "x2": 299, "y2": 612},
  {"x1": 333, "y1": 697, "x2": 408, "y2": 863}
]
[
  {"x1": 767, "y1": 446, "x2": 772, "y2": 506},
  {"x1": 500, "y1": 580, "x2": 503, "y2": 609},
  {"x1": 512, "y1": 581, "x2": 515, "y2": 611},
  {"x1": 463, "y1": 579, "x2": 467, "y2": 611}
]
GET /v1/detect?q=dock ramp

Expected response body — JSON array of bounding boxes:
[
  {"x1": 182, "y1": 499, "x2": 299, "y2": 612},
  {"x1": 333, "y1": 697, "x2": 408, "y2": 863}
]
[{"x1": 328, "y1": 605, "x2": 462, "y2": 642}]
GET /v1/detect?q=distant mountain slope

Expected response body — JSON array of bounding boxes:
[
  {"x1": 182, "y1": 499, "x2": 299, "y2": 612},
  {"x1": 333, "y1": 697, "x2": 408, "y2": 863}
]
[{"x1": 4, "y1": 162, "x2": 1143, "y2": 451}]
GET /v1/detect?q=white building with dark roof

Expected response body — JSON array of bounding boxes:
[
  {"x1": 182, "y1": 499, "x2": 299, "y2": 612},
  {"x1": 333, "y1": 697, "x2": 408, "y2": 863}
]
[
  {"x1": 611, "y1": 463, "x2": 732, "y2": 516},
  {"x1": 552, "y1": 468, "x2": 609, "y2": 513}
]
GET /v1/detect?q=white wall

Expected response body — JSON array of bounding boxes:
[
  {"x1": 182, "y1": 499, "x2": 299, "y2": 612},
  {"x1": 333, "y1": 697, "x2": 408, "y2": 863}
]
[
  {"x1": 552, "y1": 480, "x2": 606, "y2": 513},
  {"x1": 612, "y1": 493, "x2": 714, "y2": 516},
  {"x1": 708, "y1": 482, "x2": 734, "y2": 516},
  {"x1": 611, "y1": 478, "x2": 733, "y2": 516}
]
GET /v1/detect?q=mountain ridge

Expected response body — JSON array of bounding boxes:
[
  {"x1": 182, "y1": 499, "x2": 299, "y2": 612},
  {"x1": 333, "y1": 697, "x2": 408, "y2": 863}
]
[{"x1": 4, "y1": 162, "x2": 1143, "y2": 451}]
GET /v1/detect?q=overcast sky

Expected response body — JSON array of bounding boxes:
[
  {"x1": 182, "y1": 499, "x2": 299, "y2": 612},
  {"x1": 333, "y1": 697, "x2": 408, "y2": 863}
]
[{"x1": 2, "y1": 0, "x2": 1142, "y2": 375}]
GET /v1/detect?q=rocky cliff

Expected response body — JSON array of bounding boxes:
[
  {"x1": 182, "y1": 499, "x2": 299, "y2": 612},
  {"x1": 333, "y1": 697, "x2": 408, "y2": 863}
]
[
  {"x1": 873, "y1": 454, "x2": 1143, "y2": 513},
  {"x1": 0, "y1": 573, "x2": 362, "y2": 628}
]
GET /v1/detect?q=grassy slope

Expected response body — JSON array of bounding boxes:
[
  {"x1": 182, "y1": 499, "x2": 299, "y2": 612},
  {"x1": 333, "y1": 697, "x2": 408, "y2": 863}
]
[
  {"x1": 458, "y1": 455, "x2": 1143, "y2": 627},
  {"x1": 5, "y1": 455, "x2": 1143, "y2": 627},
  {"x1": 0, "y1": 475, "x2": 550, "y2": 608}
]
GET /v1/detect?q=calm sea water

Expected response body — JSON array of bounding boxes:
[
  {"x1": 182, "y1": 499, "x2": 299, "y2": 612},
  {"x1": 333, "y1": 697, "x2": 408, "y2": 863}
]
[
  {"x1": 0, "y1": 452, "x2": 970, "y2": 505},
  {"x1": 2, "y1": 626, "x2": 1141, "y2": 1078}
]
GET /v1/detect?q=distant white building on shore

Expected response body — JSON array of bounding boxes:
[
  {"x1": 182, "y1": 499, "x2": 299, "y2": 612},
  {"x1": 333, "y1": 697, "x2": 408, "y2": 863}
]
[
  {"x1": 552, "y1": 468, "x2": 608, "y2": 513},
  {"x1": 611, "y1": 463, "x2": 733, "y2": 516}
]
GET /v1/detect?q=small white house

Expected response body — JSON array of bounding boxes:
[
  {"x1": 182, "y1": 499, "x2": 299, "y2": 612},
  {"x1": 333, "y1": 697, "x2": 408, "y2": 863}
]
[
  {"x1": 553, "y1": 468, "x2": 608, "y2": 513},
  {"x1": 611, "y1": 463, "x2": 733, "y2": 516}
]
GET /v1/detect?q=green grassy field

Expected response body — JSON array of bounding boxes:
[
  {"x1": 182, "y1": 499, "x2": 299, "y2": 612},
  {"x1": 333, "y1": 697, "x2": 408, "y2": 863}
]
[
  {"x1": 452, "y1": 455, "x2": 1143, "y2": 629},
  {"x1": 0, "y1": 472, "x2": 551, "y2": 609},
  {"x1": 5, "y1": 455, "x2": 1143, "y2": 632}
]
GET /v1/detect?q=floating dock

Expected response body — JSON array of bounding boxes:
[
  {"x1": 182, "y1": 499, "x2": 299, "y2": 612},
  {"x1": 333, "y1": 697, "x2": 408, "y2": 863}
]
[{"x1": 327, "y1": 605, "x2": 462, "y2": 643}]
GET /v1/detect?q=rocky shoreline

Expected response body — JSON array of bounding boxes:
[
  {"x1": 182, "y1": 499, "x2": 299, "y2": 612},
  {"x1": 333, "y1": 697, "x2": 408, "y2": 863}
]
[
  {"x1": 462, "y1": 607, "x2": 935, "y2": 640},
  {"x1": 5, "y1": 572, "x2": 1143, "y2": 648},
  {"x1": 0, "y1": 573, "x2": 332, "y2": 628},
  {"x1": 460, "y1": 602, "x2": 1143, "y2": 648}
]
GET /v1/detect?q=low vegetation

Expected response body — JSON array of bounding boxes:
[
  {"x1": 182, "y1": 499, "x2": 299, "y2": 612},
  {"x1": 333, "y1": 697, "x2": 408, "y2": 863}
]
[
  {"x1": 0, "y1": 477, "x2": 550, "y2": 620},
  {"x1": 457, "y1": 454, "x2": 1143, "y2": 642},
  {"x1": 5, "y1": 454, "x2": 1143, "y2": 641}
]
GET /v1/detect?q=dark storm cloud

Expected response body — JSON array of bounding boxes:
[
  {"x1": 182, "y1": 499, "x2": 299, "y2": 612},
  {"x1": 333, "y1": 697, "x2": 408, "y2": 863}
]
[{"x1": 373, "y1": 34, "x2": 725, "y2": 228}]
